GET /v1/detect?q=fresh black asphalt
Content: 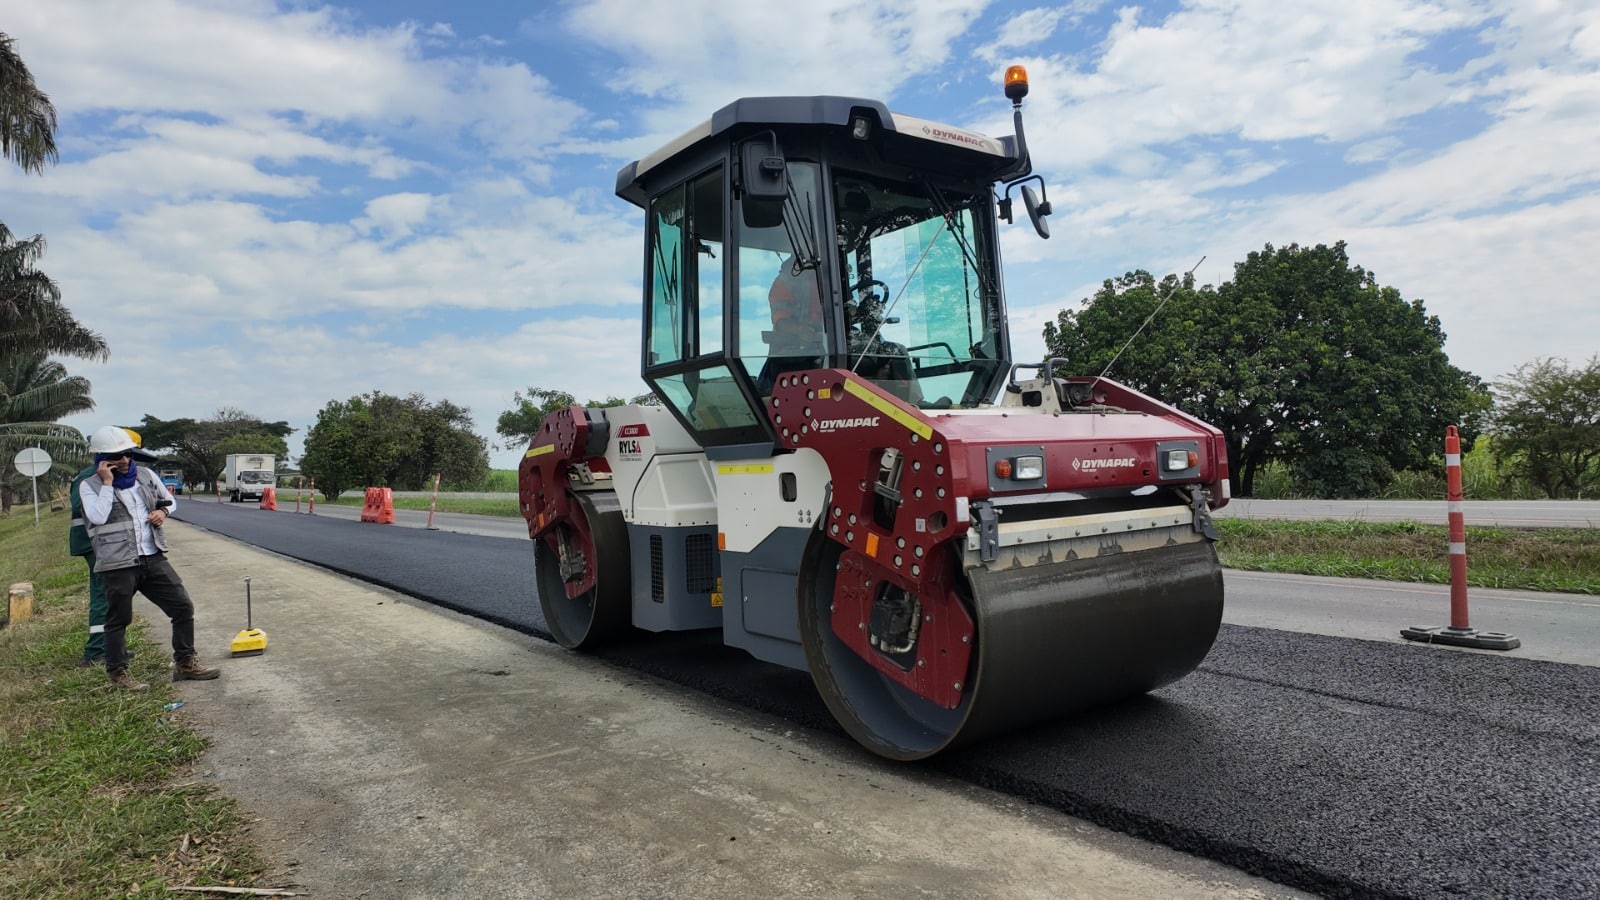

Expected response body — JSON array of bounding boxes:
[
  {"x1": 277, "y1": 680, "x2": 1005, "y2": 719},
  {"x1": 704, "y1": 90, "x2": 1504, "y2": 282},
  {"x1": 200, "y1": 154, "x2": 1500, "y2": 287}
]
[{"x1": 174, "y1": 502, "x2": 1600, "y2": 899}]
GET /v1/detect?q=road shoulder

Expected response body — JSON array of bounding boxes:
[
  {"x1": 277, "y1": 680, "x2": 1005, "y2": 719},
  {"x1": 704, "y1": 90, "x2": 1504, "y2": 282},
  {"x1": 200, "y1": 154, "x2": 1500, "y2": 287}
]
[{"x1": 163, "y1": 522, "x2": 1301, "y2": 899}]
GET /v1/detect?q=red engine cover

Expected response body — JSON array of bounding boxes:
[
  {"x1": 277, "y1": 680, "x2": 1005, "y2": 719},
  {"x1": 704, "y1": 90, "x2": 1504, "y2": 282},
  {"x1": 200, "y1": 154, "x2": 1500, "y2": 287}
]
[{"x1": 767, "y1": 369, "x2": 1226, "y2": 708}]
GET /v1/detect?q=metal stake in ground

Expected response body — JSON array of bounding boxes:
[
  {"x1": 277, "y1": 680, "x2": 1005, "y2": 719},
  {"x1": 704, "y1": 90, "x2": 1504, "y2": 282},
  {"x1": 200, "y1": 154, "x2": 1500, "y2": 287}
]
[
  {"x1": 229, "y1": 575, "x2": 268, "y2": 657},
  {"x1": 1401, "y1": 425, "x2": 1521, "y2": 650}
]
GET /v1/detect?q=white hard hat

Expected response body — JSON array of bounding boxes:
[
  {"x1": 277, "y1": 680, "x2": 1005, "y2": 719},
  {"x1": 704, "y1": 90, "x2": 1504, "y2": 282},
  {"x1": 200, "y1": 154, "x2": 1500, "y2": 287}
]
[{"x1": 88, "y1": 425, "x2": 138, "y2": 455}]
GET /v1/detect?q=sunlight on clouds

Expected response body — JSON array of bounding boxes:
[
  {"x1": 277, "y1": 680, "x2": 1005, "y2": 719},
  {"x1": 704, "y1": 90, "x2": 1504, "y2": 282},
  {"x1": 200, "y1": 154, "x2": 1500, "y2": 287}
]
[
  {"x1": 983, "y1": 4, "x2": 1083, "y2": 58},
  {"x1": 564, "y1": 0, "x2": 991, "y2": 136},
  {"x1": 8, "y1": 0, "x2": 1599, "y2": 464},
  {"x1": 1344, "y1": 137, "x2": 1403, "y2": 165},
  {"x1": 1020, "y1": 0, "x2": 1491, "y2": 169},
  {"x1": 356, "y1": 193, "x2": 436, "y2": 240}
]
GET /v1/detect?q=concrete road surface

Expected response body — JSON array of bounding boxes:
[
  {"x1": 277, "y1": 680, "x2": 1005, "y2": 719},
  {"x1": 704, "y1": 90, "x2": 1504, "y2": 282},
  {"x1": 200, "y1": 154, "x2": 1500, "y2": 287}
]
[{"x1": 166, "y1": 523, "x2": 1303, "y2": 899}]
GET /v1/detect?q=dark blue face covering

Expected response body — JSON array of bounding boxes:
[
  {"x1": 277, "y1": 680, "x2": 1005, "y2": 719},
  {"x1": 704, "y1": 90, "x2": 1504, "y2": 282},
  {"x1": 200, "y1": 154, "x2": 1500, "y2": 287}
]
[{"x1": 95, "y1": 453, "x2": 139, "y2": 490}]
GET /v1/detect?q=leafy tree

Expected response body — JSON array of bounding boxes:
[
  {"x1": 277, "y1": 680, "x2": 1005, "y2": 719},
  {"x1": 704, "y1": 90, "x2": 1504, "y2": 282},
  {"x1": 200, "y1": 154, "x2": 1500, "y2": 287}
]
[
  {"x1": 1490, "y1": 357, "x2": 1600, "y2": 498},
  {"x1": 0, "y1": 350, "x2": 91, "y2": 513},
  {"x1": 496, "y1": 387, "x2": 658, "y2": 449},
  {"x1": 0, "y1": 225, "x2": 108, "y2": 361},
  {"x1": 0, "y1": 35, "x2": 99, "y2": 363},
  {"x1": 0, "y1": 32, "x2": 57, "y2": 175},
  {"x1": 214, "y1": 433, "x2": 290, "y2": 464},
  {"x1": 137, "y1": 408, "x2": 294, "y2": 492},
  {"x1": 1043, "y1": 242, "x2": 1489, "y2": 498},
  {"x1": 301, "y1": 391, "x2": 489, "y2": 499}
]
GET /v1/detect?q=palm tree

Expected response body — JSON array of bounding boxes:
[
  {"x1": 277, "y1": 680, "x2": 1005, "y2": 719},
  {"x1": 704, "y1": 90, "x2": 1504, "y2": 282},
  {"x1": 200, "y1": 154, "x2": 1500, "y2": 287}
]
[
  {"x1": 0, "y1": 31, "x2": 58, "y2": 174},
  {"x1": 0, "y1": 224, "x2": 108, "y2": 361},
  {"x1": 0, "y1": 32, "x2": 102, "y2": 367},
  {"x1": 0, "y1": 350, "x2": 92, "y2": 513}
]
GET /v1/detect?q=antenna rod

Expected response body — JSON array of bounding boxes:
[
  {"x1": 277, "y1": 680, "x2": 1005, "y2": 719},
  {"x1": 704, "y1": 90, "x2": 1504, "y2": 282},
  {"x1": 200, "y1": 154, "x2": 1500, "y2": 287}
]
[{"x1": 1094, "y1": 256, "x2": 1206, "y2": 388}]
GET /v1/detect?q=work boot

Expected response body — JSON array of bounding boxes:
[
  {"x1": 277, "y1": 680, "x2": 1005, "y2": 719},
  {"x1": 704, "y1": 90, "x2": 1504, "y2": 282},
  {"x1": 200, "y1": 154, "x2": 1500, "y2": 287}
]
[
  {"x1": 172, "y1": 654, "x2": 221, "y2": 681},
  {"x1": 108, "y1": 669, "x2": 150, "y2": 693}
]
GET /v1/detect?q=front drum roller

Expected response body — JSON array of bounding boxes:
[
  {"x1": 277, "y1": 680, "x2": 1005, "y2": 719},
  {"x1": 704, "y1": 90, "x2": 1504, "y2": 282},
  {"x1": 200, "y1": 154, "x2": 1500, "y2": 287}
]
[
  {"x1": 798, "y1": 532, "x2": 1224, "y2": 760},
  {"x1": 532, "y1": 491, "x2": 632, "y2": 649}
]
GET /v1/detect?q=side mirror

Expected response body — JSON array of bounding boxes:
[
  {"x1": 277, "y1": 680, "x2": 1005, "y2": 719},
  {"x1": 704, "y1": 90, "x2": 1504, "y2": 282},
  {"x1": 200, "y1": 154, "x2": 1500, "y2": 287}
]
[
  {"x1": 742, "y1": 194, "x2": 785, "y2": 229},
  {"x1": 739, "y1": 132, "x2": 787, "y2": 228},
  {"x1": 1021, "y1": 184, "x2": 1051, "y2": 239},
  {"x1": 740, "y1": 133, "x2": 787, "y2": 201}
]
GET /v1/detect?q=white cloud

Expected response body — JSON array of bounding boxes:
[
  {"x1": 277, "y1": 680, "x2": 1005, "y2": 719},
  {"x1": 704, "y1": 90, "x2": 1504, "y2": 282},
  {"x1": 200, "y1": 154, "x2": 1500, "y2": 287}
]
[
  {"x1": 1344, "y1": 137, "x2": 1403, "y2": 165},
  {"x1": 563, "y1": 0, "x2": 994, "y2": 141},
  {"x1": 356, "y1": 193, "x2": 435, "y2": 240},
  {"x1": 9, "y1": 0, "x2": 1600, "y2": 475}
]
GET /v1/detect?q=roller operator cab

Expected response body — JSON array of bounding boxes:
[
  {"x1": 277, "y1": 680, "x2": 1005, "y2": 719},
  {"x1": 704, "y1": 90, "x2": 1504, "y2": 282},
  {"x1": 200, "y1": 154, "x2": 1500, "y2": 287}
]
[{"x1": 519, "y1": 68, "x2": 1232, "y2": 760}]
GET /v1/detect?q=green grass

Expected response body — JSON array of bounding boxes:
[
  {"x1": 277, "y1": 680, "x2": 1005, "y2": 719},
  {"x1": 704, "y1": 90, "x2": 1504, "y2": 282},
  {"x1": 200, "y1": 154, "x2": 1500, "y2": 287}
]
[
  {"x1": 0, "y1": 491, "x2": 1592, "y2": 894},
  {"x1": 1217, "y1": 518, "x2": 1600, "y2": 594},
  {"x1": 300, "y1": 488, "x2": 1600, "y2": 593},
  {"x1": 0, "y1": 509, "x2": 264, "y2": 898}
]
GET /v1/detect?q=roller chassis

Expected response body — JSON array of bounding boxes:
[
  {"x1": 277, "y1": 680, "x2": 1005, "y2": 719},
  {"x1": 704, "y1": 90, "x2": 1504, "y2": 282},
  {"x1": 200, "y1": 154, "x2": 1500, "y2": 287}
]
[
  {"x1": 518, "y1": 78, "x2": 1231, "y2": 759},
  {"x1": 521, "y1": 368, "x2": 1227, "y2": 758}
]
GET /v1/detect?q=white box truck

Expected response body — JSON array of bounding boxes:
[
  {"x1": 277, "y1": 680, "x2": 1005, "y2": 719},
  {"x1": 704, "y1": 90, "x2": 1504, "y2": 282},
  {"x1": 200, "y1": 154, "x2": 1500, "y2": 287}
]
[{"x1": 221, "y1": 454, "x2": 276, "y2": 502}]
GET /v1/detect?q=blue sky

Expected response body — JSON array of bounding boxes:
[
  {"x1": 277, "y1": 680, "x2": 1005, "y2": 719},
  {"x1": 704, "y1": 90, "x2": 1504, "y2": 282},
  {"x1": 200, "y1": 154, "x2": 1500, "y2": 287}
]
[{"x1": 4, "y1": 0, "x2": 1598, "y2": 470}]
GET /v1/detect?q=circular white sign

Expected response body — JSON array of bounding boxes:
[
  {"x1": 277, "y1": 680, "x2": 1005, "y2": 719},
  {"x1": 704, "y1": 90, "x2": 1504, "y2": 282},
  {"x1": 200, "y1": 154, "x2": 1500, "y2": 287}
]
[{"x1": 13, "y1": 447, "x2": 52, "y2": 478}]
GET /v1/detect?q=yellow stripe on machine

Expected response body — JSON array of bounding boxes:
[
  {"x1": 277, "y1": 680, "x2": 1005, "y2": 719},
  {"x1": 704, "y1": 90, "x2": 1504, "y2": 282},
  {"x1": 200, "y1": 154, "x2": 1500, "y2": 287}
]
[
  {"x1": 844, "y1": 379, "x2": 933, "y2": 440},
  {"x1": 717, "y1": 463, "x2": 774, "y2": 475},
  {"x1": 524, "y1": 444, "x2": 556, "y2": 459}
]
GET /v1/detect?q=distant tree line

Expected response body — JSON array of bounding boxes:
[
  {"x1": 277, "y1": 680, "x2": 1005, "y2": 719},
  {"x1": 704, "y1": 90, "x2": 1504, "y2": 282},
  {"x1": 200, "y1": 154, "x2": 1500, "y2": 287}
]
[
  {"x1": 299, "y1": 391, "x2": 488, "y2": 500},
  {"x1": 1044, "y1": 242, "x2": 1594, "y2": 499},
  {"x1": 1, "y1": 26, "x2": 1593, "y2": 505}
]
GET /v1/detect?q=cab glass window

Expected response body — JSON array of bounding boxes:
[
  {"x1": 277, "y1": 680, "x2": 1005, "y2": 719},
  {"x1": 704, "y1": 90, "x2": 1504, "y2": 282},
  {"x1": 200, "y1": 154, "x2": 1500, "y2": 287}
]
[
  {"x1": 653, "y1": 365, "x2": 759, "y2": 432},
  {"x1": 832, "y1": 169, "x2": 1004, "y2": 408},
  {"x1": 646, "y1": 168, "x2": 725, "y2": 367},
  {"x1": 734, "y1": 162, "x2": 825, "y2": 395}
]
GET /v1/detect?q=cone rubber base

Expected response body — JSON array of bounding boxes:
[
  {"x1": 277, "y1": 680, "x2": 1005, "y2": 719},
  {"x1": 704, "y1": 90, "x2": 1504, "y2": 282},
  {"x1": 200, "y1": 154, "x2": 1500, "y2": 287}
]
[
  {"x1": 231, "y1": 628, "x2": 268, "y2": 656},
  {"x1": 1400, "y1": 625, "x2": 1520, "y2": 650}
]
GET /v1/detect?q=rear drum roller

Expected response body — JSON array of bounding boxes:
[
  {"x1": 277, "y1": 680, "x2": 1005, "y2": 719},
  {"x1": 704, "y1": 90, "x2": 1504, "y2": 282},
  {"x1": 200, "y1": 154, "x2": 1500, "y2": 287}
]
[
  {"x1": 533, "y1": 491, "x2": 632, "y2": 649},
  {"x1": 799, "y1": 530, "x2": 1224, "y2": 760},
  {"x1": 798, "y1": 535, "x2": 972, "y2": 760}
]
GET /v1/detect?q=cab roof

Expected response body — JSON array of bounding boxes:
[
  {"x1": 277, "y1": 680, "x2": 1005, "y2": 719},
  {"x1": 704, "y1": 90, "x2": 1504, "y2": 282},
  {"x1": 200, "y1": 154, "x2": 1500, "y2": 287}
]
[{"x1": 615, "y1": 95, "x2": 1018, "y2": 208}]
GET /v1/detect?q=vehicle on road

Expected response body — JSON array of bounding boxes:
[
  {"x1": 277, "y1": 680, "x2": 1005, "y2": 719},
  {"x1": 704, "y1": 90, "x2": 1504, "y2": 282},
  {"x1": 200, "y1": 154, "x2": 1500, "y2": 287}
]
[
  {"x1": 158, "y1": 466, "x2": 185, "y2": 495},
  {"x1": 519, "y1": 68, "x2": 1230, "y2": 759},
  {"x1": 220, "y1": 453, "x2": 275, "y2": 503}
]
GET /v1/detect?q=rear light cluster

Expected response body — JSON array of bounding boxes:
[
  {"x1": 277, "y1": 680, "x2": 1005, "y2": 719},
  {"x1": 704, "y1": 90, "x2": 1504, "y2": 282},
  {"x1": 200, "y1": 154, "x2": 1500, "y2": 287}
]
[
  {"x1": 994, "y1": 455, "x2": 1044, "y2": 481},
  {"x1": 1165, "y1": 448, "x2": 1198, "y2": 471},
  {"x1": 1156, "y1": 440, "x2": 1202, "y2": 481}
]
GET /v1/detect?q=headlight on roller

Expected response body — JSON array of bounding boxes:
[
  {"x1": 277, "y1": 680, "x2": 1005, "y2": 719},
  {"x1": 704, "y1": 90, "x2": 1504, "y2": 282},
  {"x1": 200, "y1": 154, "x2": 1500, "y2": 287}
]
[
  {"x1": 1013, "y1": 455, "x2": 1045, "y2": 480},
  {"x1": 1157, "y1": 440, "x2": 1202, "y2": 480}
]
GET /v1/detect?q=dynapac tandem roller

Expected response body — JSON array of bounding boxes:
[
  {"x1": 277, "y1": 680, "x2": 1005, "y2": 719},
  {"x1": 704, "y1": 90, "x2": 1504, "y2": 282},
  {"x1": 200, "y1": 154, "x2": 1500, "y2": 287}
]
[{"x1": 520, "y1": 67, "x2": 1230, "y2": 760}]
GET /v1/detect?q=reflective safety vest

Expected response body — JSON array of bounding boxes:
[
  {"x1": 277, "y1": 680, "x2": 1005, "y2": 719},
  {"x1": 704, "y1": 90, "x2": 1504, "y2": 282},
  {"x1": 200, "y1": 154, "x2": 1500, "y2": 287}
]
[{"x1": 84, "y1": 466, "x2": 170, "y2": 572}]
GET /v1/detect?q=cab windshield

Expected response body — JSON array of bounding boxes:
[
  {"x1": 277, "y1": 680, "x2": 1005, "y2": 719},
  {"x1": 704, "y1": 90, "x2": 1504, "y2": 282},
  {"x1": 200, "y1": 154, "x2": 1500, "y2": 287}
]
[{"x1": 831, "y1": 169, "x2": 1004, "y2": 408}]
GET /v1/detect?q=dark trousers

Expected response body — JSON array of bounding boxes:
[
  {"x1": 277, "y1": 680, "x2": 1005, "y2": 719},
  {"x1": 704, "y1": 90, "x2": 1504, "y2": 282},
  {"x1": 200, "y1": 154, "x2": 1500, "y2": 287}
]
[
  {"x1": 82, "y1": 552, "x2": 109, "y2": 660},
  {"x1": 102, "y1": 553, "x2": 196, "y2": 673}
]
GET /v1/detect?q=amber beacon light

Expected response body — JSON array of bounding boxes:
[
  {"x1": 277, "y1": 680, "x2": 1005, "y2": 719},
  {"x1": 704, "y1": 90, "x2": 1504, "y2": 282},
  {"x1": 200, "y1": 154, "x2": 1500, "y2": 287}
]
[{"x1": 1004, "y1": 65, "x2": 1029, "y2": 102}]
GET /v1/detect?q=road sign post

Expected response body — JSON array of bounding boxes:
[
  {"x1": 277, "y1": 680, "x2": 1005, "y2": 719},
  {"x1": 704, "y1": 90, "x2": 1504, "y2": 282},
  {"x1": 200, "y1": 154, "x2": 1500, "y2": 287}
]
[{"x1": 12, "y1": 447, "x2": 52, "y2": 526}]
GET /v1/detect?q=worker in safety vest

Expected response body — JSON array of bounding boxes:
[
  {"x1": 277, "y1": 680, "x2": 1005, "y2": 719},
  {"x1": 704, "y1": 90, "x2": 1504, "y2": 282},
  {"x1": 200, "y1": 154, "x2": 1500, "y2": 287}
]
[
  {"x1": 79, "y1": 425, "x2": 221, "y2": 692},
  {"x1": 766, "y1": 256, "x2": 826, "y2": 357},
  {"x1": 68, "y1": 427, "x2": 156, "y2": 666}
]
